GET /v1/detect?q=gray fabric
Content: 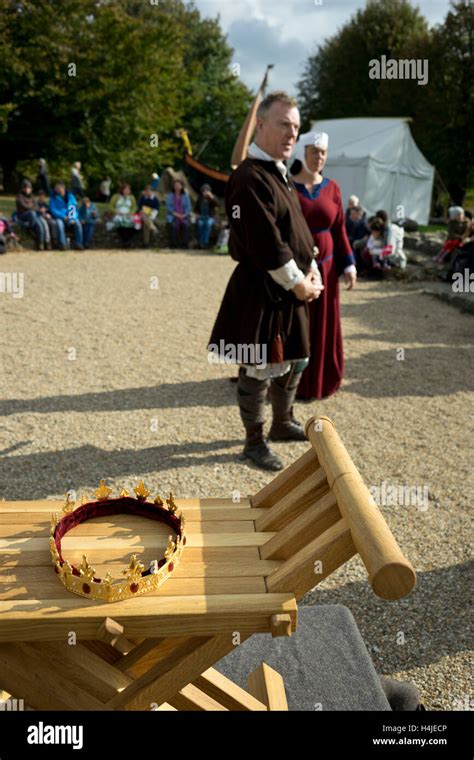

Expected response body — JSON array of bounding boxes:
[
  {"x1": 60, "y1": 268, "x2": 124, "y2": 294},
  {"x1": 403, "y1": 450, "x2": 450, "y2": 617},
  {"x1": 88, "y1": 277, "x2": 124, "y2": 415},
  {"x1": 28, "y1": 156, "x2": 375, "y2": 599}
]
[{"x1": 215, "y1": 604, "x2": 391, "y2": 711}]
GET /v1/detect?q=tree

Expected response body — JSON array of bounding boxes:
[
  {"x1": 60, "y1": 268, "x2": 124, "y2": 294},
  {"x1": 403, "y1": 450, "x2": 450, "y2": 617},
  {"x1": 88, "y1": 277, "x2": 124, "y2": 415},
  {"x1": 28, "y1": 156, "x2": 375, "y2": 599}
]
[
  {"x1": 296, "y1": 0, "x2": 474, "y2": 204},
  {"x1": 0, "y1": 0, "x2": 251, "y2": 189}
]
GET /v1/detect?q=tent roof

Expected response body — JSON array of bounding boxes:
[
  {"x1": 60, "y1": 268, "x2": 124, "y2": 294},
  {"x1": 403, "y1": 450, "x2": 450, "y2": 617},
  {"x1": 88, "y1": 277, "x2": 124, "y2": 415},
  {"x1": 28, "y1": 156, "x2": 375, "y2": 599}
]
[{"x1": 310, "y1": 117, "x2": 433, "y2": 176}]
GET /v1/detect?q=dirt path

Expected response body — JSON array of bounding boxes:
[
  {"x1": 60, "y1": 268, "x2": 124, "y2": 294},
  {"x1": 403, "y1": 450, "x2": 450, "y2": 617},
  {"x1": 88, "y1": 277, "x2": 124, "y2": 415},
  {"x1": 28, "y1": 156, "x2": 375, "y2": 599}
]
[{"x1": 0, "y1": 248, "x2": 472, "y2": 709}]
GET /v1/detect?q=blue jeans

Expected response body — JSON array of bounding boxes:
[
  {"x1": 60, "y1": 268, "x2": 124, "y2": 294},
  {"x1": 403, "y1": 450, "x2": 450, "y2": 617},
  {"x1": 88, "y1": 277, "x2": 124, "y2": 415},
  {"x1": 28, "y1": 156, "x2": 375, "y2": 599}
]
[
  {"x1": 18, "y1": 210, "x2": 44, "y2": 242},
  {"x1": 82, "y1": 221, "x2": 96, "y2": 247},
  {"x1": 196, "y1": 216, "x2": 214, "y2": 246},
  {"x1": 56, "y1": 219, "x2": 83, "y2": 247}
]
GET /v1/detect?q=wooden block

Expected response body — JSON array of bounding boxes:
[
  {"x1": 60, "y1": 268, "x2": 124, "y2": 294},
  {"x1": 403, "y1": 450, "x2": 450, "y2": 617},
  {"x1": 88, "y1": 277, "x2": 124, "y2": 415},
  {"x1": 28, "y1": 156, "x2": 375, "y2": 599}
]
[
  {"x1": 260, "y1": 491, "x2": 340, "y2": 560},
  {"x1": 247, "y1": 663, "x2": 288, "y2": 711},
  {"x1": 270, "y1": 614, "x2": 292, "y2": 638},
  {"x1": 266, "y1": 518, "x2": 357, "y2": 599},
  {"x1": 256, "y1": 466, "x2": 329, "y2": 534},
  {"x1": 155, "y1": 702, "x2": 177, "y2": 711},
  {"x1": 250, "y1": 448, "x2": 319, "y2": 509},
  {"x1": 97, "y1": 617, "x2": 134, "y2": 654},
  {"x1": 192, "y1": 667, "x2": 267, "y2": 711}
]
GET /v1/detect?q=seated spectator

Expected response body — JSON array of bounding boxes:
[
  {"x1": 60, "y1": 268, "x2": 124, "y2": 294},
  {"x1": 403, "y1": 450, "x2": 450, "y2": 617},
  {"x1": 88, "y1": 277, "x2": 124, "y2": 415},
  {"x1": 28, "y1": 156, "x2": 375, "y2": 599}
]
[
  {"x1": 346, "y1": 205, "x2": 369, "y2": 247},
  {"x1": 107, "y1": 183, "x2": 140, "y2": 245},
  {"x1": 71, "y1": 161, "x2": 85, "y2": 199},
  {"x1": 449, "y1": 212, "x2": 474, "y2": 280},
  {"x1": 36, "y1": 189, "x2": 57, "y2": 249},
  {"x1": 345, "y1": 194, "x2": 365, "y2": 221},
  {"x1": 375, "y1": 209, "x2": 406, "y2": 269},
  {"x1": 166, "y1": 180, "x2": 191, "y2": 249},
  {"x1": 0, "y1": 211, "x2": 18, "y2": 254},
  {"x1": 49, "y1": 182, "x2": 84, "y2": 250},
  {"x1": 99, "y1": 176, "x2": 112, "y2": 203},
  {"x1": 137, "y1": 185, "x2": 160, "y2": 247},
  {"x1": 79, "y1": 197, "x2": 99, "y2": 248},
  {"x1": 15, "y1": 179, "x2": 45, "y2": 250},
  {"x1": 195, "y1": 184, "x2": 219, "y2": 249},
  {"x1": 434, "y1": 206, "x2": 470, "y2": 263}
]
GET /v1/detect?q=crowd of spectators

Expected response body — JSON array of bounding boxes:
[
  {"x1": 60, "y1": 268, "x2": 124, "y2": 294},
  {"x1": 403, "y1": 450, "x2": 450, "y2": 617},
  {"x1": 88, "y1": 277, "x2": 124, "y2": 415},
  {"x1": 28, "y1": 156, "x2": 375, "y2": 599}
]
[{"x1": 3, "y1": 158, "x2": 225, "y2": 252}]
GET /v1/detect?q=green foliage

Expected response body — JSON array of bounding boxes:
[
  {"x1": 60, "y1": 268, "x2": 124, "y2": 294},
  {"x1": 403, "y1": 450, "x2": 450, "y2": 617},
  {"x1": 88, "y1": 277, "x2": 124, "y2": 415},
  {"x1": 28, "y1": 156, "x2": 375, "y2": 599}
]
[
  {"x1": 0, "y1": 0, "x2": 251, "y2": 190},
  {"x1": 297, "y1": 0, "x2": 474, "y2": 204}
]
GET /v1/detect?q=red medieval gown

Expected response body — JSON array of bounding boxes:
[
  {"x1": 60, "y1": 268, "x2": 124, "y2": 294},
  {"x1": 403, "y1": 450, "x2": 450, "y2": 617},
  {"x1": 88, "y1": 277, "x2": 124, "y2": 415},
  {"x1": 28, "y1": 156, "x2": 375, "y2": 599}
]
[{"x1": 293, "y1": 177, "x2": 354, "y2": 400}]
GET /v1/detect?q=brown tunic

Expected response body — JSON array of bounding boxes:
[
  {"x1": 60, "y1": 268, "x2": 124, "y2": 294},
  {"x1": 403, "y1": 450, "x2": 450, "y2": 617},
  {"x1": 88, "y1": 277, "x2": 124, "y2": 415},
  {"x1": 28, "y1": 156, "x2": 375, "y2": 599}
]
[{"x1": 208, "y1": 158, "x2": 315, "y2": 361}]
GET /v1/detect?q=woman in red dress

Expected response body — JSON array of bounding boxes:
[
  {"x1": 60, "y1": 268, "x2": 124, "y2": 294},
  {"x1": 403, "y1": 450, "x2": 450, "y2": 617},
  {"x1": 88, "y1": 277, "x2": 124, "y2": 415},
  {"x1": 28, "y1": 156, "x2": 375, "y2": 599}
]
[{"x1": 291, "y1": 132, "x2": 356, "y2": 400}]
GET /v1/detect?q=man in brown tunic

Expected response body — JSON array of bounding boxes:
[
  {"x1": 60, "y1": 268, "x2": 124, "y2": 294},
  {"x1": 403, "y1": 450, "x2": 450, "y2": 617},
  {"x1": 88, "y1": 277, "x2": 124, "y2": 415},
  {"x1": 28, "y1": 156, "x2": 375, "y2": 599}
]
[{"x1": 208, "y1": 92, "x2": 323, "y2": 471}]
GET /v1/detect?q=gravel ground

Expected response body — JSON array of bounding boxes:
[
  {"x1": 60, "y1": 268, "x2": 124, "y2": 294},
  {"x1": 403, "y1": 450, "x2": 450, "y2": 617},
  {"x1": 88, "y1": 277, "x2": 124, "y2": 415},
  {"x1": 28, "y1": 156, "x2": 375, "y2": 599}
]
[{"x1": 0, "y1": 247, "x2": 472, "y2": 711}]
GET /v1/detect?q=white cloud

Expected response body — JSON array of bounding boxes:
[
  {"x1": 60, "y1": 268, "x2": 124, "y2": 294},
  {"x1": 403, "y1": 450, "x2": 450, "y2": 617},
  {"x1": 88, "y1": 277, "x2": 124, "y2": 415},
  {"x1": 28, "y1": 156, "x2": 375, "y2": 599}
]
[{"x1": 195, "y1": 0, "x2": 452, "y2": 95}]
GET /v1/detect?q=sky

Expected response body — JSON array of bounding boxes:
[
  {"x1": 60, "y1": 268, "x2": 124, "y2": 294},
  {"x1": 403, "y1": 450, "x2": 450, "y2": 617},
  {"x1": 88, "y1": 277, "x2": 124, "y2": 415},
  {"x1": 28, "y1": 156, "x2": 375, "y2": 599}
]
[{"x1": 194, "y1": 0, "x2": 453, "y2": 95}]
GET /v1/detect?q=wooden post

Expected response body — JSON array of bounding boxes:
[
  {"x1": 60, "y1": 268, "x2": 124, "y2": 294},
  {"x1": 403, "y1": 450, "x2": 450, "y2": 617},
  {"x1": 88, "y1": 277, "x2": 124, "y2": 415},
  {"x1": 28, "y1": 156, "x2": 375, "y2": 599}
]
[{"x1": 305, "y1": 416, "x2": 416, "y2": 600}]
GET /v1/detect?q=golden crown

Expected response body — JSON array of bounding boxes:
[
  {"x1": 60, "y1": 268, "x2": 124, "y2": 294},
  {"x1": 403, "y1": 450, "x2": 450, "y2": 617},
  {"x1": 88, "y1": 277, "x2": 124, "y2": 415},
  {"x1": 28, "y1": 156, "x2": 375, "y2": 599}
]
[{"x1": 50, "y1": 480, "x2": 186, "y2": 603}]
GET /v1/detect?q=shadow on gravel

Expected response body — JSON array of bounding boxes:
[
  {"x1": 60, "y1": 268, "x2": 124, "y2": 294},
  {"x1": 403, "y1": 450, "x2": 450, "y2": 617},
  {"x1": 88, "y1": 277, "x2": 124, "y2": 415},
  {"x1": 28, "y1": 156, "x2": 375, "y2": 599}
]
[
  {"x1": 0, "y1": 378, "x2": 236, "y2": 416},
  {"x1": 344, "y1": 345, "x2": 474, "y2": 397},
  {"x1": 302, "y1": 560, "x2": 472, "y2": 670},
  {"x1": 0, "y1": 438, "x2": 243, "y2": 499}
]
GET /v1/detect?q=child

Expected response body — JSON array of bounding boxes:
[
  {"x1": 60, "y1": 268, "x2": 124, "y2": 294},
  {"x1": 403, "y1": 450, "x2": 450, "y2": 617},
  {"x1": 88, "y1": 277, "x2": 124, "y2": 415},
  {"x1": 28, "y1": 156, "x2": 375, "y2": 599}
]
[
  {"x1": 0, "y1": 212, "x2": 18, "y2": 254},
  {"x1": 78, "y1": 197, "x2": 98, "y2": 248},
  {"x1": 365, "y1": 218, "x2": 387, "y2": 269}
]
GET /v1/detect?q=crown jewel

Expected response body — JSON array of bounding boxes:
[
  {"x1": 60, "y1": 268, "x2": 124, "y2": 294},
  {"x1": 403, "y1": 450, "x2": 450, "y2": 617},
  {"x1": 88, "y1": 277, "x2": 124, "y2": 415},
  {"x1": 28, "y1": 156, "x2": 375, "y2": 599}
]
[{"x1": 50, "y1": 482, "x2": 186, "y2": 602}]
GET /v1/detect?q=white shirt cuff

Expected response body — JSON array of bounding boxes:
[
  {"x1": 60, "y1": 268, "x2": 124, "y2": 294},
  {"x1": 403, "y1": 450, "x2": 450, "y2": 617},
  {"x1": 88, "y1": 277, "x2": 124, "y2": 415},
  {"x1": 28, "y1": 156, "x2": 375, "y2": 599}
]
[
  {"x1": 268, "y1": 259, "x2": 305, "y2": 290},
  {"x1": 344, "y1": 264, "x2": 357, "y2": 274}
]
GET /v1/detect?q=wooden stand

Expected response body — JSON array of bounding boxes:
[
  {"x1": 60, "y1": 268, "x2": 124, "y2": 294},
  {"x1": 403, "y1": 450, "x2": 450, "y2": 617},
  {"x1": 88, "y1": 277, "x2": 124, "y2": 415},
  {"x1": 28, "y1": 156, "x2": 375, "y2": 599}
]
[{"x1": 0, "y1": 417, "x2": 415, "y2": 711}]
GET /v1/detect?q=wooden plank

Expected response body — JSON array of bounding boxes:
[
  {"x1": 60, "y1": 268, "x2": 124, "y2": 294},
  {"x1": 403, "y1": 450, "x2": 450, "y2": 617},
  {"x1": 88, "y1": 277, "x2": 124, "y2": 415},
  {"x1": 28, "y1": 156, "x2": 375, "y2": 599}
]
[
  {"x1": 17, "y1": 641, "x2": 132, "y2": 701},
  {"x1": 256, "y1": 468, "x2": 329, "y2": 533},
  {"x1": 250, "y1": 448, "x2": 319, "y2": 508},
  {"x1": 192, "y1": 667, "x2": 267, "y2": 711},
  {"x1": 0, "y1": 575, "x2": 267, "y2": 601},
  {"x1": 155, "y1": 702, "x2": 177, "y2": 711},
  {"x1": 0, "y1": 546, "x2": 262, "y2": 567},
  {"x1": 0, "y1": 532, "x2": 274, "y2": 551},
  {"x1": 167, "y1": 683, "x2": 228, "y2": 711},
  {"x1": 0, "y1": 497, "x2": 252, "y2": 512},
  {"x1": 0, "y1": 593, "x2": 298, "y2": 643},
  {"x1": 247, "y1": 663, "x2": 288, "y2": 711},
  {"x1": 0, "y1": 560, "x2": 280, "y2": 581},
  {"x1": 260, "y1": 492, "x2": 340, "y2": 560},
  {"x1": 81, "y1": 639, "x2": 124, "y2": 664},
  {"x1": 0, "y1": 519, "x2": 257, "y2": 538},
  {"x1": 106, "y1": 634, "x2": 250, "y2": 711},
  {"x1": 0, "y1": 508, "x2": 265, "y2": 524},
  {"x1": 266, "y1": 519, "x2": 357, "y2": 599},
  {"x1": 114, "y1": 638, "x2": 167, "y2": 675},
  {"x1": 0, "y1": 643, "x2": 111, "y2": 710}
]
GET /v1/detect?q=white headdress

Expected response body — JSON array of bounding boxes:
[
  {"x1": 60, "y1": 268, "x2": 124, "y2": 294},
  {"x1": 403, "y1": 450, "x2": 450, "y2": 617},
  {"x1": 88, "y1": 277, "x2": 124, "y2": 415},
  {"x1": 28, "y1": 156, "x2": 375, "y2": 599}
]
[{"x1": 293, "y1": 131, "x2": 329, "y2": 172}]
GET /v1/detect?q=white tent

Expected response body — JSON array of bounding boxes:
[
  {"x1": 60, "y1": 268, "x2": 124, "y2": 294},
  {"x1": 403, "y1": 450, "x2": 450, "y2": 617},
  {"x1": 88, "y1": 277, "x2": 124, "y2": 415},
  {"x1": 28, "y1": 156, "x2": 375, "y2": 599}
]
[{"x1": 309, "y1": 117, "x2": 434, "y2": 224}]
